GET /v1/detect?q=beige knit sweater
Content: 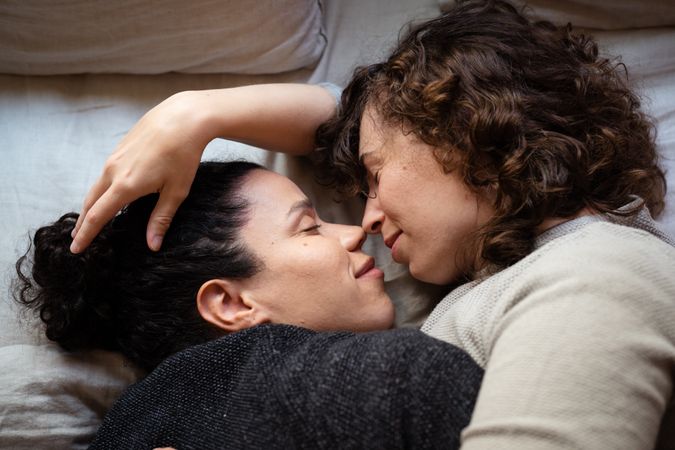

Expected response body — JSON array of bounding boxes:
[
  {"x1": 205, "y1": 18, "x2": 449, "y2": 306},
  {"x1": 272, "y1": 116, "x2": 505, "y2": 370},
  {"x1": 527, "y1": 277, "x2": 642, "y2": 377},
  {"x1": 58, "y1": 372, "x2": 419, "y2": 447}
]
[{"x1": 422, "y1": 208, "x2": 675, "y2": 449}]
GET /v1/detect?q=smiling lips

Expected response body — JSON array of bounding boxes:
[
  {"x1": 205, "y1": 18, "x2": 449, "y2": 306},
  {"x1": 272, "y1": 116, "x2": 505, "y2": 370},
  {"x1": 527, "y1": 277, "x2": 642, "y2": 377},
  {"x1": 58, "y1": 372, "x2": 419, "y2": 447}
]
[
  {"x1": 355, "y1": 258, "x2": 376, "y2": 278},
  {"x1": 354, "y1": 232, "x2": 401, "y2": 279},
  {"x1": 355, "y1": 257, "x2": 385, "y2": 279},
  {"x1": 384, "y1": 231, "x2": 402, "y2": 249}
]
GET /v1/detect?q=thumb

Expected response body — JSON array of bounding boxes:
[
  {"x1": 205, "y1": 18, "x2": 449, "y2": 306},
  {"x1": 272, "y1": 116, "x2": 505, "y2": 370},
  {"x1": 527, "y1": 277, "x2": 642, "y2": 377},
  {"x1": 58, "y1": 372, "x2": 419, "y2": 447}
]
[{"x1": 146, "y1": 191, "x2": 185, "y2": 251}]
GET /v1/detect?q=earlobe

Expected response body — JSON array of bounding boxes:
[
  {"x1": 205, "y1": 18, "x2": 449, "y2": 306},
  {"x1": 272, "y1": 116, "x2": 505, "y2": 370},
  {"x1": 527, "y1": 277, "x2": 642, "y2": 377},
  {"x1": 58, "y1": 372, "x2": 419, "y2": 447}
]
[{"x1": 196, "y1": 279, "x2": 270, "y2": 332}]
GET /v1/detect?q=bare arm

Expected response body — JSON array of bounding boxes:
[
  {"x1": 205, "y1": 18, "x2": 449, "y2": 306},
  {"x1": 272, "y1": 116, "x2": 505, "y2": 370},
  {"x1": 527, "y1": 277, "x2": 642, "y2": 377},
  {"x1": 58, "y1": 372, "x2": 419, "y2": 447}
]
[
  {"x1": 200, "y1": 84, "x2": 337, "y2": 154},
  {"x1": 70, "y1": 83, "x2": 337, "y2": 253}
]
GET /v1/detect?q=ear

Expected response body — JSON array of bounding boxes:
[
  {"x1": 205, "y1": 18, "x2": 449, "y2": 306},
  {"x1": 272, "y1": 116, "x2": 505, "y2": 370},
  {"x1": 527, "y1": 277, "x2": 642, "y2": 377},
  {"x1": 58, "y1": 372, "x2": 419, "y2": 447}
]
[{"x1": 196, "y1": 279, "x2": 270, "y2": 333}]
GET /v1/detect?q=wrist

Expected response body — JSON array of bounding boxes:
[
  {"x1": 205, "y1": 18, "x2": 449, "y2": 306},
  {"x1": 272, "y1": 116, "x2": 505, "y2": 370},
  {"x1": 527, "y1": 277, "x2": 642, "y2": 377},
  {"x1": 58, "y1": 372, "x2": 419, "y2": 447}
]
[{"x1": 168, "y1": 90, "x2": 224, "y2": 147}]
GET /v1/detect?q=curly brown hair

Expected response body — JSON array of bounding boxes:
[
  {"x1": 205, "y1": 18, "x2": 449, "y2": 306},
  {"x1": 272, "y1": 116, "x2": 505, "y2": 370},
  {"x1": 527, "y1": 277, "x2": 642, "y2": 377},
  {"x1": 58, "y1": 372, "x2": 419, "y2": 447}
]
[{"x1": 314, "y1": 0, "x2": 666, "y2": 275}]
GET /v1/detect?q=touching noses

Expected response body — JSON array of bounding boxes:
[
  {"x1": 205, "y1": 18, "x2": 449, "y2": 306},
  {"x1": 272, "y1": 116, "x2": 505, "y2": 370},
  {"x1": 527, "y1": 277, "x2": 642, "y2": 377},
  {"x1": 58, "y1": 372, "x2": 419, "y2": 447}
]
[
  {"x1": 325, "y1": 223, "x2": 366, "y2": 252},
  {"x1": 362, "y1": 197, "x2": 384, "y2": 234}
]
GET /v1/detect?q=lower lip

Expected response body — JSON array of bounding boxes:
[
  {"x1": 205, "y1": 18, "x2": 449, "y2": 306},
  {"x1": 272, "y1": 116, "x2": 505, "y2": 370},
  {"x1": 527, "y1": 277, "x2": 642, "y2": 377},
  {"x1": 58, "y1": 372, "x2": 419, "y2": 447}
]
[
  {"x1": 358, "y1": 267, "x2": 384, "y2": 279},
  {"x1": 391, "y1": 234, "x2": 402, "y2": 262}
]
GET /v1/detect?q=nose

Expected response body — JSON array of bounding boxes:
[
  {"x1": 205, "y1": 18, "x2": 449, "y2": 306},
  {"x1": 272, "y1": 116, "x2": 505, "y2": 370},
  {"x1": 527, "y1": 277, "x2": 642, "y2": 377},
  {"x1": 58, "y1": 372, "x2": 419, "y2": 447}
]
[
  {"x1": 361, "y1": 197, "x2": 384, "y2": 234},
  {"x1": 323, "y1": 222, "x2": 366, "y2": 251}
]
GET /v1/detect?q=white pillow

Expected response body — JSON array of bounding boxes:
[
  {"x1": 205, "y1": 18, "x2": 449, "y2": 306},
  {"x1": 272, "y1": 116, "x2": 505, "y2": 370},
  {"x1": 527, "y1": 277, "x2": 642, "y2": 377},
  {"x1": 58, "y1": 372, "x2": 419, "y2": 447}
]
[
  {"x1": 438, "y1": 0, "x2": 675, "y2": 29},
  {"x1": 0, "y1": 344, "x2": 139, "y2": 450},
  {"x1": 0, "y1": 0, "x2": 326, "y2": 75}
]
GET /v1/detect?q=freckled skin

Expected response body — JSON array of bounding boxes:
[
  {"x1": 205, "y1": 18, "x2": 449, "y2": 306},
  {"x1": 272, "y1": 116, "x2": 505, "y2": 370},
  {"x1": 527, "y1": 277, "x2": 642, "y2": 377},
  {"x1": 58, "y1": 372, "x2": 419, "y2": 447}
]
[{"x1": 359, "y1": 106, "x2": 495, "y2": 285}]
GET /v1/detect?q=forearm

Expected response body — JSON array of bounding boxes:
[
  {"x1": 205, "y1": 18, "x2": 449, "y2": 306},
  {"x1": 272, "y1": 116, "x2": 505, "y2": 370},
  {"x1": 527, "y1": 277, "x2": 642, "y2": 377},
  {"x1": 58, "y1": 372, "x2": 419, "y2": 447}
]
[
  {"x1": 179, "y1": 83, "x2": 337, "y2": 156},
  {"x1": 70, "y1": 83, "x2": 337, "y2": 253}
]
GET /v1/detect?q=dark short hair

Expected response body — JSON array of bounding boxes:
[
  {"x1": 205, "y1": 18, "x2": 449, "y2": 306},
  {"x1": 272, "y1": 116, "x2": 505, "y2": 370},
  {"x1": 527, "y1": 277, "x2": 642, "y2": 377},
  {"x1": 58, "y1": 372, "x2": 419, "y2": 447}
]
[
  {"x1": 14, "y1": 161, "x2": 263, "y2": 371},
  {"x1": 315, "y1": 0, "x2": 666, "y2": 276}
]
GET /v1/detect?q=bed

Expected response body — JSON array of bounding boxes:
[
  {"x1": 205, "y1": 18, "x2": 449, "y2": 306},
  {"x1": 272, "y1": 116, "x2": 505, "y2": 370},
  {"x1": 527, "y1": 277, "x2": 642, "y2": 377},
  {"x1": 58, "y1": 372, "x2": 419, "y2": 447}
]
[{"x1": 1, "y1": 0, "x2": 674, "y2": 447}]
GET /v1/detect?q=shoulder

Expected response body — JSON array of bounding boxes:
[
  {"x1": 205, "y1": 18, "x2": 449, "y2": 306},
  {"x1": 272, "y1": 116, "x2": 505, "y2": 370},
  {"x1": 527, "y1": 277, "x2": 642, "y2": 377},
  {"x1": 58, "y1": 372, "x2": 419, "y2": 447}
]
[
  {"x1": 460, "y1": 223, "x2": 675, "y2": 449},
  {"x1": 422, "y1": 220, "x2": 675, "y2": 364},
  {"x1": 298, "y1": 328, "x2": 481, "y2": 375},
  {"x1": 531, "y1": 220, "x2": 675, "y2": 273},
  {"x1": 493, "y1": 221, "x2": 675, "y2": 337},
  {"x1": 505, "y1": 221, "x2": 675, "y2": 315}
]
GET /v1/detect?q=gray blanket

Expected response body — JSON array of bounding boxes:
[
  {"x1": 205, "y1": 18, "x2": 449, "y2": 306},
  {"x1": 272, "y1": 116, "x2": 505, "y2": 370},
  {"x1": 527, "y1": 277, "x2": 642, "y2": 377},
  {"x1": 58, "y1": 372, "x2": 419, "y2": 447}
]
[{"x1": 89, "y1": 324, "x2": 482, "y2": 449}]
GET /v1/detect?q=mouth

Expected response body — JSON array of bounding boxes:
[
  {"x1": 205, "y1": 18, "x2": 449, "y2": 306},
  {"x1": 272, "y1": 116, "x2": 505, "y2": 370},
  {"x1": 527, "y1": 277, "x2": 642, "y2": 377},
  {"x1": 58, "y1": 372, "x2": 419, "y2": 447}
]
[
  {"x1": 355, "y1": 257, "x2": 382, "y2": 279},
  {"x1": 384, "y1": 231, "x2": 402, "y2": 249}
]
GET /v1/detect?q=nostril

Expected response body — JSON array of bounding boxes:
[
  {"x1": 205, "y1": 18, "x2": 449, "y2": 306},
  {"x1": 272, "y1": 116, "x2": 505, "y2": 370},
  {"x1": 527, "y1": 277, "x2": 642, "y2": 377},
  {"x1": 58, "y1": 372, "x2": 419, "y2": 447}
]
[
  {"x1": 371, "y1": 221, "x2": 382, "y2": 232},
  {"x1": 358, "y1": 232, "x2": 367, "y2": 248}
]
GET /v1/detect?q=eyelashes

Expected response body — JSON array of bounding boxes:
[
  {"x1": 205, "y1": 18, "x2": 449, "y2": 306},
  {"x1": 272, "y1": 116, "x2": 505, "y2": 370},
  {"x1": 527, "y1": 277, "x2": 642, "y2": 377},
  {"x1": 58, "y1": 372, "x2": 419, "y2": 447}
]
[
  {"x1": 360, "y1": 171, "x2": 380, "y2": 200},
  {"x1": 302, "y1": 224, "x2": 322, "y2": 234}
]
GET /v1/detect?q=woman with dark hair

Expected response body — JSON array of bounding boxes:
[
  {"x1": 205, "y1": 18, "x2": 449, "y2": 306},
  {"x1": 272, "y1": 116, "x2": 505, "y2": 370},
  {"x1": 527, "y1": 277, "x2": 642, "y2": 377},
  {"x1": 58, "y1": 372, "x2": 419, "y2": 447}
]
[
  {"x1": 16, "y1": 161, "x2": 483, "y2": 448},
  {"x1": 66, "y1": 0, "x2": 675, "y2": 448}
]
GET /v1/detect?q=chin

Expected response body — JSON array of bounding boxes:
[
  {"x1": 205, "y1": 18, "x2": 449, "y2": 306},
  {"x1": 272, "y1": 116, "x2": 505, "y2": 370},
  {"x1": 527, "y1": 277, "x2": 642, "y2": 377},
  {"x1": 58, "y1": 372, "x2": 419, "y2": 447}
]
[
  {"x1": 380, "y1": 302, "x2": 396, "y2": 330},
  {"x1": 409, "y1": 263, "x2": 456, "y2": 286},
  {"x1": 368, "y1": 319, "x2": 395, "y2": 331},
  {"x1": 363, "y1": 303, "x2": 396, "y2": 331}
]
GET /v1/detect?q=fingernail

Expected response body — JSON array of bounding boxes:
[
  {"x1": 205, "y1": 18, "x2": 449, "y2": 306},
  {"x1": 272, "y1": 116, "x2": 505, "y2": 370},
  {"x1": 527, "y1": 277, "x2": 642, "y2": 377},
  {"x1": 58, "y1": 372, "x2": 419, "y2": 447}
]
[
  {"x1": 70, "y1": 242, "x2": 81, "y2": 254},
  {"x1": 151, "y1": 235, "x2": 163, "y2": 251}
]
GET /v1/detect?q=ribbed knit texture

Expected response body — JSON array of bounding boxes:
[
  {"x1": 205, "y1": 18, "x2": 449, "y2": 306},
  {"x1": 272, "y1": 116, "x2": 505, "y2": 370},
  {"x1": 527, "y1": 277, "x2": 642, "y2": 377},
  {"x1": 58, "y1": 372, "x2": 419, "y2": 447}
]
[
  {"x1": 422, "y1": 202, "x2": 675, "y2": 449},
  {"x1": 89, "y1": 325, "x2": 483, "y2": 449}
]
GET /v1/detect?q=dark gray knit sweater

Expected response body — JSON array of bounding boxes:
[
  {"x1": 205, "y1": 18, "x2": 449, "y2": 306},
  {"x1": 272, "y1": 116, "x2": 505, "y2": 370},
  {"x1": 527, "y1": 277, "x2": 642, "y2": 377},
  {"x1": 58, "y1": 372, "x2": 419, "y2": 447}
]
[{"x1": 89, "y1": 324, "x2": 483, "y2": 449}]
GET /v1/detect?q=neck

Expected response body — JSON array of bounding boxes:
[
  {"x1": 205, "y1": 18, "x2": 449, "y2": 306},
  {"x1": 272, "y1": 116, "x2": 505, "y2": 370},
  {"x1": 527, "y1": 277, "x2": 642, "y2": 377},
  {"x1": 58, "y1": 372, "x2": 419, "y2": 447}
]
[{"x1": 537, "y1": 207, "x2": 595, "y2": 235}]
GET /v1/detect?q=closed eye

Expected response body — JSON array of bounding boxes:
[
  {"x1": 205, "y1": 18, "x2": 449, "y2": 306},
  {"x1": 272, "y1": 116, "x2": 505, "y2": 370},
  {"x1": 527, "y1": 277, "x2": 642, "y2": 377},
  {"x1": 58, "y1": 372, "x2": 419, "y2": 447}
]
[
  {"x1": 359, "y1": 171, "x2": 380, "y2": 200},
  {"x1": 302, "y1": 224, "x2": 322, "y2": 234}
]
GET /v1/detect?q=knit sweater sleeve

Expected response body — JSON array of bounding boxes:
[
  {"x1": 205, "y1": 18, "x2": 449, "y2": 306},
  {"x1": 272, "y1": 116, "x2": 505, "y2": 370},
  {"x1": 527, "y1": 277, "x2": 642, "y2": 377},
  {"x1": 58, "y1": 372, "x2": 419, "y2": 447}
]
[{"x1": 461, "y1": 226, "x2": 675, "y2": 450}]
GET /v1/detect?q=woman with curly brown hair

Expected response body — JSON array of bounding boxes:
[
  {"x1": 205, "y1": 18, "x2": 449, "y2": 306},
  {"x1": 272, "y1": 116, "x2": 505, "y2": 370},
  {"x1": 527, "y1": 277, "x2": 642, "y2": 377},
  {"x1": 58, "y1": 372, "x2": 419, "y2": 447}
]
[{"x1": 69, "y1": 0, "x2": 675, "y2": 448}]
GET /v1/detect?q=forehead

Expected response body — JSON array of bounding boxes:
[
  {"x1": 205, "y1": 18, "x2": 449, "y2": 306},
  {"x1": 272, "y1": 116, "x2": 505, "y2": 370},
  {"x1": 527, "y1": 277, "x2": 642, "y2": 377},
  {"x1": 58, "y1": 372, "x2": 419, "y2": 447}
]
[
  {"x1": 241, "y1": 170, "x2": 307, "y2": 220},
  {"x1": 358, "y1": 105, "x2": 385, "y2": 155},
  {"x1": 359, "y1": 104, "x2": 415, "y2": 167},
  {"x1": 358, "y1": 105, "x2": 393, "y2": 166}
]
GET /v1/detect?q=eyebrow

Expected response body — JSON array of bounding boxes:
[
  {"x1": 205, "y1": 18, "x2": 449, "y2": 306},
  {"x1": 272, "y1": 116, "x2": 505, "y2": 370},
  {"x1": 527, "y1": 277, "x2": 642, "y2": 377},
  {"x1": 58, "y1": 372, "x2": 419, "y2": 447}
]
[{"x1": 287, "y1": 198, "x2": 315, "y2": 218}]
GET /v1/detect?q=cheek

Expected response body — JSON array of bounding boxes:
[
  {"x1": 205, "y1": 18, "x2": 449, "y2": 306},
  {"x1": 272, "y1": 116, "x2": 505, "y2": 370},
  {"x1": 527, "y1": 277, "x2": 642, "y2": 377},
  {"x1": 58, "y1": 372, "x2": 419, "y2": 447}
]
[
  {"x1": 375, "y1": 183, "x2": 401, "y2": 221},
  {"x1": 378, "y1": 168, "x2": 430, "y2": 222},
  {"x1": 268, "y1": 241, "x2": 346, "y2": 283}
]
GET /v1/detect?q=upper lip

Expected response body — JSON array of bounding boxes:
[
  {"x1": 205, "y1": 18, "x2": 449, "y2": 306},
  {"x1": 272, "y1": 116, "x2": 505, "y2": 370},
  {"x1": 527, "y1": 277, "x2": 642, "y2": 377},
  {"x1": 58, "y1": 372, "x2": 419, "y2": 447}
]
[
  {"x1": 384, "y1": 231, "x2": 402, "y2": 249},
  {"x1": 354, "y1": 257, "x2": 375, "y2": 278}
]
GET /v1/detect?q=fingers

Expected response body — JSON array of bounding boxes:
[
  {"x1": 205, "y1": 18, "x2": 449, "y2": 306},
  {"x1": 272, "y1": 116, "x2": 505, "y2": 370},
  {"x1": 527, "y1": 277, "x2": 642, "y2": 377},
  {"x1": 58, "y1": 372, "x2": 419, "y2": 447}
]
[
  {"x1": 146, "y1": 189, "x2": 187, "y2": 251},
  {"x1": 70, "y1": 187, "x2": 129, "y2": 254},
  {"x1": 69, "y1": 92, "x2": 204, "y2": 254},
  {"x1": 72, "y1": 174, "x2": 111, "y2": 241}
]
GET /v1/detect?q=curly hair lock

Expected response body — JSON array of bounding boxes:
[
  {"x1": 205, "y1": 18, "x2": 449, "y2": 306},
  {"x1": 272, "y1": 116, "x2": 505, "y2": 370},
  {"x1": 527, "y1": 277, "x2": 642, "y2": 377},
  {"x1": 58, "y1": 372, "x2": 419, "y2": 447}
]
[{"x1": 315, "y1": 0, "x2": 666, "y2": 275}]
